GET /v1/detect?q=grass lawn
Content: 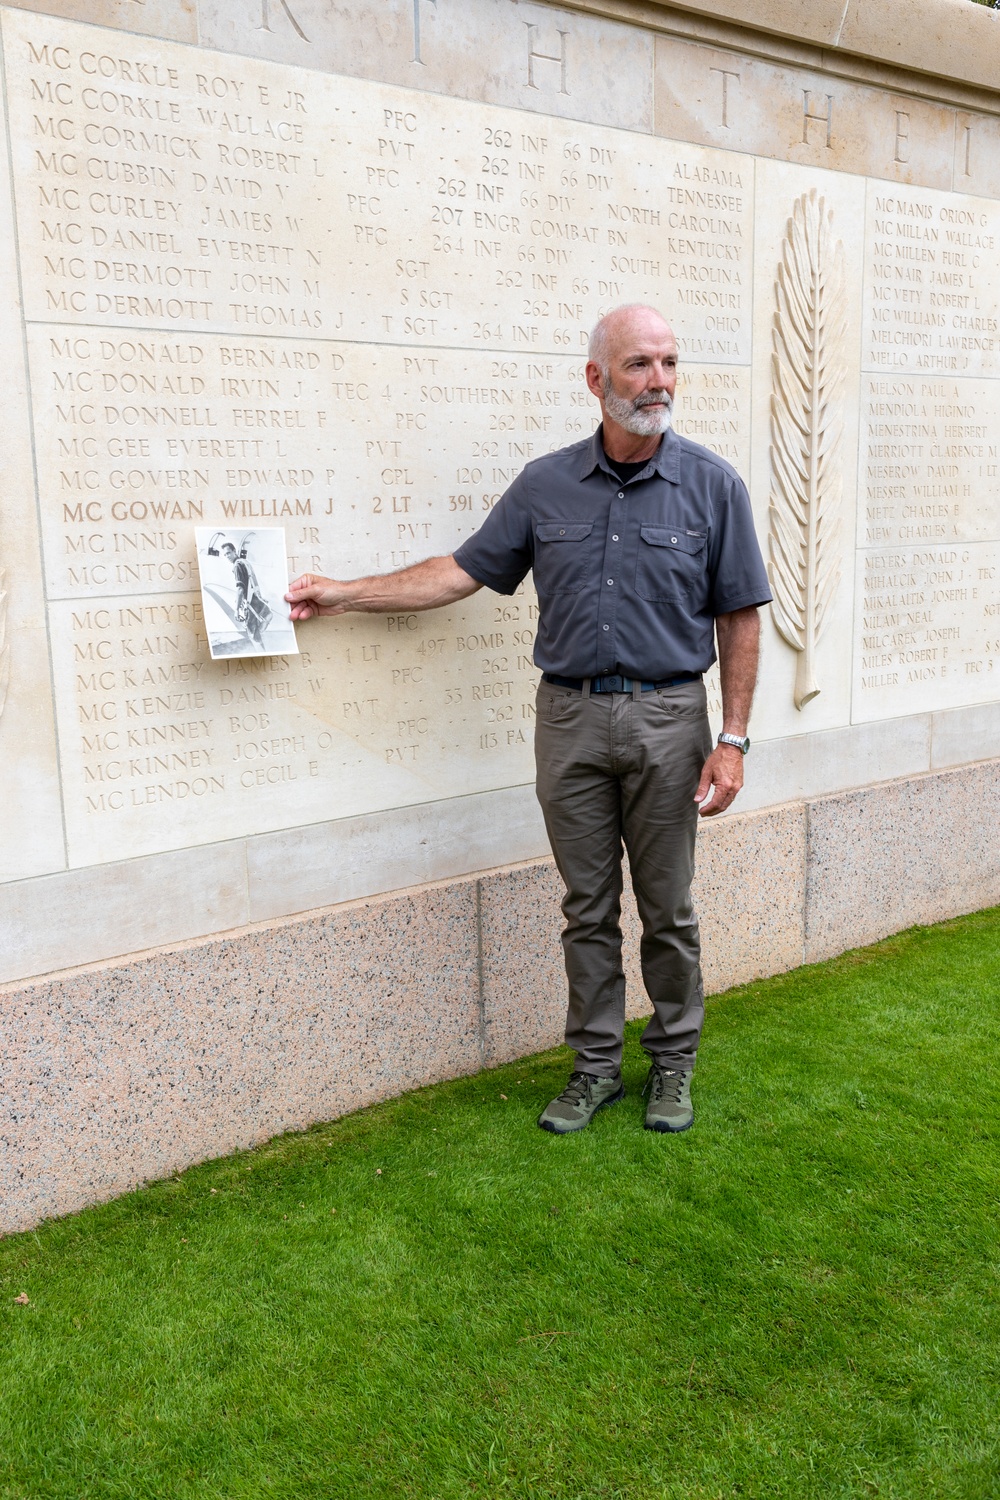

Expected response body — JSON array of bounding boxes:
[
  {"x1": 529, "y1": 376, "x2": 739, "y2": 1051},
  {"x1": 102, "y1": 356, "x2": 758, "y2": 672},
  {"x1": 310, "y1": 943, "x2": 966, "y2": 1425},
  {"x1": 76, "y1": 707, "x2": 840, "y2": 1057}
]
[{"x1": 2, "y1": 911, "x2": 1000, "y2": 1499}]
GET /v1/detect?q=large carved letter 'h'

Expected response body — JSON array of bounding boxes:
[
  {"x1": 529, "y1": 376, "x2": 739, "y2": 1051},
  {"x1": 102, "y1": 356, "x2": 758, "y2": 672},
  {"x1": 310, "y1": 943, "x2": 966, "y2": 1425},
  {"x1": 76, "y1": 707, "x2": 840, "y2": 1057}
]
[{"x1": 525, "y1": 24, "x2": 569, "y2": 94}]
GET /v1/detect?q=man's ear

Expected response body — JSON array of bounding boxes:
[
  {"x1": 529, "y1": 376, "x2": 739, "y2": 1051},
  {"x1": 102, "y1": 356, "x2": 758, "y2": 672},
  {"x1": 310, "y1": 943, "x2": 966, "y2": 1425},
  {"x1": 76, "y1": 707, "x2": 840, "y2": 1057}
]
[{"x1": 584, "y1": 360, "x2": 605, "y2": 400}]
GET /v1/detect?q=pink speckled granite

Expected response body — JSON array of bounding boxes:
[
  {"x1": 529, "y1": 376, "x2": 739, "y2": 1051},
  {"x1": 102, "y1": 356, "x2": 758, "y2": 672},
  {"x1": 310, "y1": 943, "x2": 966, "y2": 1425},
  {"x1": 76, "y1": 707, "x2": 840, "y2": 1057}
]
[
  {"x1": 805, "y1": 760, "x2": 1000, "y2": 962},
  {"x1": 479, "y1": 860, "x2": 566, "y2": 1067},
  {"x1": 1, "y1": 881, "x2": 481, "y2": 1235},
  {"x1": 619, "y1": 805, "x2": 806, "y2": 1011},
  {"x1": 695, "y1": 802, "x2": 808, "y2": 991}
]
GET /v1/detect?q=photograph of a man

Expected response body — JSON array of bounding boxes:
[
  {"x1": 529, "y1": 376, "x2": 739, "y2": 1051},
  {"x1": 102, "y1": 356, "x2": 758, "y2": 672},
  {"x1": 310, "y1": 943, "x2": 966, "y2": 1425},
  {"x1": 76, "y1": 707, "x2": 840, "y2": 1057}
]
[
  {"x1": 196, "y1": 528, "x2": 299, "y2": 660},
  {"x1": 287, "y1": 305, "x2": 772, "y2": 1136}
]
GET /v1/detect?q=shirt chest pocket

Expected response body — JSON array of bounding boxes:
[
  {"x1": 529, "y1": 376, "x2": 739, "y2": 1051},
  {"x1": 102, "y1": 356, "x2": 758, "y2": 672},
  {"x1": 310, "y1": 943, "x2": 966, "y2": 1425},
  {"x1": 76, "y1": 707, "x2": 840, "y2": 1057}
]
[
  {"x1": 533, "y1": 521, "x2": 594, "y2": 595},
  {"x1": 635, "y1": 525, "x2": 707, "y2": 603}
]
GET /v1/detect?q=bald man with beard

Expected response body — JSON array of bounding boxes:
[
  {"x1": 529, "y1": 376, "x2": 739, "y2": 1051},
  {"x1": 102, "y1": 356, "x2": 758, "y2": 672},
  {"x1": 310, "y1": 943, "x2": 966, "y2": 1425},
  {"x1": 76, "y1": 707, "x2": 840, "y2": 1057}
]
[{"x1": 287, "y1": 304, "x2": 772, "y2": 1136}]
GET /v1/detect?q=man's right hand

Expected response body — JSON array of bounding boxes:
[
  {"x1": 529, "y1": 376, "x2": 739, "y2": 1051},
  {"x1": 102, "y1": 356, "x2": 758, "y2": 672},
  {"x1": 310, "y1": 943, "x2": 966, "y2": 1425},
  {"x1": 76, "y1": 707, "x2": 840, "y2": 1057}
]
[{"x1": 285, "y1": 574, "x2": 350, "y2": 620}]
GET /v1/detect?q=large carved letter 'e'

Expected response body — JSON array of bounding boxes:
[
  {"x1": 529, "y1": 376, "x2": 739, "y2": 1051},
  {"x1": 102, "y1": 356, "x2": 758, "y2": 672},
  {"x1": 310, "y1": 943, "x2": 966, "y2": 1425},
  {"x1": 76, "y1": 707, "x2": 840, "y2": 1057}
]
[{"x1": 768, "y1": 190, "x2": 847, "y2": 710}]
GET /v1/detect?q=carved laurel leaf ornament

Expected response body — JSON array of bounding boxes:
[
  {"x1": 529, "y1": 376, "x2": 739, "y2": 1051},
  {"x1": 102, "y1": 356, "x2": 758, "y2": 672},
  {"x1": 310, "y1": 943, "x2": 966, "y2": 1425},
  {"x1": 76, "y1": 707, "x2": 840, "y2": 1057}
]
[
  {"x1": 0, "y1": 568, "x2": 8, "y2": 723},
  {"x1": 768, "y1": 190, "x2": 847, "y2": 709}
]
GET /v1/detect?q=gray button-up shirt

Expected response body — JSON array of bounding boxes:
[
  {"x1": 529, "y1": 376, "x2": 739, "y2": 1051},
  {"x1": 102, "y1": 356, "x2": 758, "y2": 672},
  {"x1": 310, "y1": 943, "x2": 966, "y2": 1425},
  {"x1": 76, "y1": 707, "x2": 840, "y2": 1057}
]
[{"x1": 453, "y1": 426, "x2": 772, "y2": 680}]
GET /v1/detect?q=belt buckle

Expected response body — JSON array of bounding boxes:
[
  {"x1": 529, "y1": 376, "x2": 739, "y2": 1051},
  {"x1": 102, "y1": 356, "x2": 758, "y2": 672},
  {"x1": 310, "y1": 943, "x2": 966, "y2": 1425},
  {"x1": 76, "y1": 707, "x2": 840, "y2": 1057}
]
[{"x1": 598, "y1": 674, "x2": 626, "y2": 693}]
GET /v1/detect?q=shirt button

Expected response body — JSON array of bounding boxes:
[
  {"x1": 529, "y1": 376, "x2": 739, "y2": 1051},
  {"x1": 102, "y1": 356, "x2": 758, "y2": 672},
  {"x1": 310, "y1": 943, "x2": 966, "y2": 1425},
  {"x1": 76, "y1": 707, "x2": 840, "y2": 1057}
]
[
  {"x1": 559, "y1": 529, "x2": 565, "y2": 535},
  {"x1": 612, "y1": 534, "x2": 619, "y2": 541},
  {"x1": 671, "y1": 536, "x2": 678, "y2": 544},
  {"x1": 618, "y1": 492, "x2": 624, "y2": 499},
  {"x1": 603, "y1": 624, "x2": 609, "y2": 631}
]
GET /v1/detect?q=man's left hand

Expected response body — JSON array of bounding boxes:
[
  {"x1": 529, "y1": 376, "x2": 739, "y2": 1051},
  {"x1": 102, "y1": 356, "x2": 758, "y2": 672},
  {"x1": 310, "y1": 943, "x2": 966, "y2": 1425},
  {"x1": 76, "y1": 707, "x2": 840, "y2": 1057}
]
[{"x1": 694, "y1": 744, "x2": 744, "y2": 817}]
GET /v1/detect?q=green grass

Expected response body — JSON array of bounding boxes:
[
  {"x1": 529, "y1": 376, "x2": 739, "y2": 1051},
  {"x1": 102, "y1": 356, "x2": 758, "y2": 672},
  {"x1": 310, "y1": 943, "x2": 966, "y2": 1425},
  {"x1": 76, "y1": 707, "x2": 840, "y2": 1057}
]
[{"x1": 2, "y1": 911, "x2": 1000, "y2": 1500}]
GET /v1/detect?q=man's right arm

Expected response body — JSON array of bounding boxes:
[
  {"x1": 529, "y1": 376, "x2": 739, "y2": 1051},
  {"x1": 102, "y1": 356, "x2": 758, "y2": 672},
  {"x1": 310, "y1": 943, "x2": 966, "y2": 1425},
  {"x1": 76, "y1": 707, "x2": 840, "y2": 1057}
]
[{"x1": 285, "y1": 554, "x2": 482, "y2": 621}]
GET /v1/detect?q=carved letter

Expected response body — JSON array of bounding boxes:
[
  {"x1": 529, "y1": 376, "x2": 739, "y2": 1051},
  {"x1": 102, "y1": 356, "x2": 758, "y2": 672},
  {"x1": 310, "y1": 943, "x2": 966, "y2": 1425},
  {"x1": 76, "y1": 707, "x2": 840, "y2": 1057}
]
[
  {"x1": 524, "y1": 23, "x2": 569, "y2": 94},
  {"x1": 962, "y1": 123, "x2": 972, "y2": 177},
  {"x1": 710, "y1": 67, "x2": 740, "y2": 129},
  {"x1": 768, "y1": 190, "x2": 847, "y2": 710},
  {"x1": 802, "y1": 90, "x2": 833, "y2": 148},
  {"x1": 257, "y1": 0, "x2": 309, "y2": 44},
  {"x1": 412, "y1": 0, "x2": 435, "y2": 65},
  {"x1": 894, "y1": 110, "x2": 910, "y2": 164}
]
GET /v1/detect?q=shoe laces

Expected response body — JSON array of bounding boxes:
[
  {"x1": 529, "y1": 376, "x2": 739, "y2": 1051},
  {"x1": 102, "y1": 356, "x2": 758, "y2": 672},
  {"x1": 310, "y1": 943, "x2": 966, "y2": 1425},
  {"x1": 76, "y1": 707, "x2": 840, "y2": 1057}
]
[
  {"x1": 645, "y1": 1066, "x2": 683, "y2": 1104},
  {"x1": 556, "y1": 1072, "x2": 593, "y2": 1106}
]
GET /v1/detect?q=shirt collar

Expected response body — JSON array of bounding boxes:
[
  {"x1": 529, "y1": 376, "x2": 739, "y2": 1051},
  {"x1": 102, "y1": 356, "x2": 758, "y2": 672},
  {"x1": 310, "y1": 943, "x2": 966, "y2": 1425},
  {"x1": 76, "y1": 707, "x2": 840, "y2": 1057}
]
[{"x1": 578, "y1": 424, "x2": 681, "y2": 484}]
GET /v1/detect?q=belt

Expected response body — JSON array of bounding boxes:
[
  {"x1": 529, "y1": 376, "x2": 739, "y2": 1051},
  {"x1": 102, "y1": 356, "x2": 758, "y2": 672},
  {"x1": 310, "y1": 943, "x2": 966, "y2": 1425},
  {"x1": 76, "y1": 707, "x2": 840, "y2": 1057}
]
[{"x1": 542, "y1": 672, "x2": 702, "y2": 693}]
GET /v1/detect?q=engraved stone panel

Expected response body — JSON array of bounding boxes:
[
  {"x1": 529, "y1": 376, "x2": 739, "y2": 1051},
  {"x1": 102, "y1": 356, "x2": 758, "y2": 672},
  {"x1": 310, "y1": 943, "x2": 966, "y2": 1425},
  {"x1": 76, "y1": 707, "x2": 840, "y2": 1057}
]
[
  {"x1": 4, "y1": 8, "x2": 749, "y2": 357},
  {"x1": 854, "y1": 177, "x2": 1000, "y2": 723}
]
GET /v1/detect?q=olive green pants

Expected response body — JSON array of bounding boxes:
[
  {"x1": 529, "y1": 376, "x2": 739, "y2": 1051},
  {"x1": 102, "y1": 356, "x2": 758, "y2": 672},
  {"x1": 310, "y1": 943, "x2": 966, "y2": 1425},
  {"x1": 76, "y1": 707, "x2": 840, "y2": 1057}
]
[{"x1": 534, "y1": 678, "x2": 713, "y2": 1078}]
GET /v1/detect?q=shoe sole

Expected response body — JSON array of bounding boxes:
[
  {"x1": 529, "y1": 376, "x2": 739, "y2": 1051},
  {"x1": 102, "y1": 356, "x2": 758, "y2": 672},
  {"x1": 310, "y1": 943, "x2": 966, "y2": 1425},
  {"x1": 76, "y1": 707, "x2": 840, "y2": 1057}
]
[
  {"x1": 644, "y1": 1115, "x2": 694, "y2": 1133},
  {"x1": 538, "y1": 1084, "x2": 625, "y2": 1134}
]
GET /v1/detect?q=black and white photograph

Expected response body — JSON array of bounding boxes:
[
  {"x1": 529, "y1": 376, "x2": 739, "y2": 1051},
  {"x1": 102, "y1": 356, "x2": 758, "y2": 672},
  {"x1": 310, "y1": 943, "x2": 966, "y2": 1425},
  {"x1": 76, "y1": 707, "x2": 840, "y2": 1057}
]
[{"x1": 195, "y1": 528, "x2": 299, "y2": 660}]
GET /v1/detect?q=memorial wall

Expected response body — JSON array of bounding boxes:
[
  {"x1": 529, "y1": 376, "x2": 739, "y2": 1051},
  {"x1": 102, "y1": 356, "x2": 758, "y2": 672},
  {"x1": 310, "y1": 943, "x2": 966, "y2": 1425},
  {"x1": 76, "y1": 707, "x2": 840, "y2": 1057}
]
[{"x1": 3, "y1": 0, "x2": 1000, "y2": 1229}]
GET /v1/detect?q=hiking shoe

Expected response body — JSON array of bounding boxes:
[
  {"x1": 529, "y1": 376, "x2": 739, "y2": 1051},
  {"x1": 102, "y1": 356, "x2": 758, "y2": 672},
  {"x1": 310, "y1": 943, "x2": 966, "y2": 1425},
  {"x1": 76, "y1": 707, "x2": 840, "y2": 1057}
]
[
  {"x1": 643, "y1": 1065, "x2": 693, "y2": 1133},
  {"x1": 537, "y1": 1071, "x2": 624, "y2": 1134}
]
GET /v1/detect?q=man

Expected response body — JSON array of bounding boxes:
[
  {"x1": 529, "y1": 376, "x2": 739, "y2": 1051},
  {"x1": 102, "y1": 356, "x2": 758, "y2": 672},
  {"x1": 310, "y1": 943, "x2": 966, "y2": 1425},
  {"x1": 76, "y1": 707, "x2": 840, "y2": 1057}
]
[
  {"x1": 207, "y1": 532, "x2": 272, "y2": 649},
  {"x1": 286, "y1": 304, "x2": 771, "y2": 1136}
]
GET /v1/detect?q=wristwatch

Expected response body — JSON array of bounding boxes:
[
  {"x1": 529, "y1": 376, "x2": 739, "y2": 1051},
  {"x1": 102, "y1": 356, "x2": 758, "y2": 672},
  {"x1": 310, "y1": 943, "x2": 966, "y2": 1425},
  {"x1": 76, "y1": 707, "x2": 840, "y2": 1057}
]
[{"x1": 718, "y1": 732, "x2": 750, "y2": 754}]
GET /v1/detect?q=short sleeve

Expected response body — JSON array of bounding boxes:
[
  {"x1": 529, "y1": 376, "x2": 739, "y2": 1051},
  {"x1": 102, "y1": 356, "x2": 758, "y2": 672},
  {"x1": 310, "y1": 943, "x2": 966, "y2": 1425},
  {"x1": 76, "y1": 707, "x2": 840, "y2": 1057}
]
[
  {"x1": 707, "y1": 471, "x2": 772, "y2": 615},
  {"x1": 453, "y1": 475, "x2": 534, "y2": 596}
]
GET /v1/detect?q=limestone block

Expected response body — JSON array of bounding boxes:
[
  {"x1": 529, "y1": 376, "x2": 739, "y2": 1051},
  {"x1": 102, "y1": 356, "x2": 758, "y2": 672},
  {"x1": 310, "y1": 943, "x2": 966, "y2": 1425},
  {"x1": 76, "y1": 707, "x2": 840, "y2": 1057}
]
[
  {"x1": 930, "y1": 700, "x2": 1000, "y2": 769},
  {"x1": 0, "y1": 840, "x2": 250, "y2": 984},
  {"x1": 739, "y1": 715, "x2": 932, "y2": 814},
  {"x1": 197, "y1": 0, "x2": 654, "y2": 133},
  {"x1": 655, "y1": 34, "x2": 957, "y2": 190},
  {"x1": 650, "y1": 0, "x2": 849, "y2": 48},
  {"x1": 804, "y1": 758, "x2": 1000, "y2": 961},
  {"x1": 643, "y1": 0, "x2": 1000, "y2": 97},
  {"x1": 246, "y1": 782, "x2": 547, "y2": 924},
  {"x1": 838, "y1": 0, "x2": 1000, "y2": 96},
  {"x1": 5, "y1": 0, "x2": 195, "y2": 41}
]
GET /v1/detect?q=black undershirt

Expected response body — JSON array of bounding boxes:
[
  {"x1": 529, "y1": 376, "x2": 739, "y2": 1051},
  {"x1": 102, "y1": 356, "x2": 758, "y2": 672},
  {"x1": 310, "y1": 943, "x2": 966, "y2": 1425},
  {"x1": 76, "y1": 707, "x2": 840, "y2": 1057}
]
[{"x1": 608, "y1": 458, "x2": 649, "y2": 485}]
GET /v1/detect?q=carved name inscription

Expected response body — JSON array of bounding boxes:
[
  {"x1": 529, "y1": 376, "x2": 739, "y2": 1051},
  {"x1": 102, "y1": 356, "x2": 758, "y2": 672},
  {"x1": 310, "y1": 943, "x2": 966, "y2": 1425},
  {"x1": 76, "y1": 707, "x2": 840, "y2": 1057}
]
[
  {"x1": 857, "y1": 179, "x2": 1000, "y2": 720},
  {"x1": 11, "y1": 14, "x2": 751, "y2": 361}
]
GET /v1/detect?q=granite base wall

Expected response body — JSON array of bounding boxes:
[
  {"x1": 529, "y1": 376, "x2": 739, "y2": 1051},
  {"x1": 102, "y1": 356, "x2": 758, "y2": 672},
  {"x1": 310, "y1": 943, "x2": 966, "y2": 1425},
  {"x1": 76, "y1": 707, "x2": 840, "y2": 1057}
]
[{"x1": 3, "y1": 757, "x2": 998, "y2": 1235}]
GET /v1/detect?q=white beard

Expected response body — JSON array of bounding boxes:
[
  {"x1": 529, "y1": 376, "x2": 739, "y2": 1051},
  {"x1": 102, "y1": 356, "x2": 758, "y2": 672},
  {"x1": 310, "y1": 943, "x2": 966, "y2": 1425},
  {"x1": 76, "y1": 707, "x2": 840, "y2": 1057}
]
[{"x1": 603, "y1": 380, "x2": 673, "y2": 437}]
